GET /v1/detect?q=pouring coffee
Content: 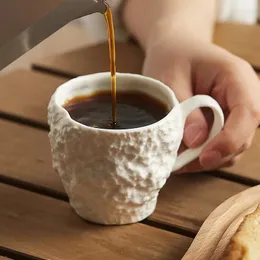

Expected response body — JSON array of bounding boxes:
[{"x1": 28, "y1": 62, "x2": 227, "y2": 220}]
[{"x1": 0, "y1": 0, "x2": 122, "y2": 128}]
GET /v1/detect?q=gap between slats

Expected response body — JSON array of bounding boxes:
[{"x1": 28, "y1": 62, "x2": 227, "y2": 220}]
[
  {"x1": 0, "y1": 173, "x2": 195, "y2": 238},
  {"x1": 0, "y1": 246, "x2": 45, "y2": 260}
]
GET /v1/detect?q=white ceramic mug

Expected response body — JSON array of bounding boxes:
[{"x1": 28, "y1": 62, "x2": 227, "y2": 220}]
[{"x1": 48, "y1": 72, "x2": 224, "y2": 225}]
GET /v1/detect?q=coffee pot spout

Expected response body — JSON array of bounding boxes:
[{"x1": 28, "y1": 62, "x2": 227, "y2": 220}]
[{"x1": 0, "y1": 0, "x2": 107, "y2": 70}]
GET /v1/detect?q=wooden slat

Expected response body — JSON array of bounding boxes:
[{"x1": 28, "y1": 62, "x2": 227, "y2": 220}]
[
  {"x1": 214, "y1": 23, "x2": 260, "y2": 67},
  {"x1": 0, "y1": 70, "x2": 66, "y2": 124},
  {"x1": 33, "y1": 41, "x2": 144, "y2": 77},
  {"x1": 222, "y1": 130, "x2": 260, "y2": 182},
  {"x1": 0, "y1": 118, "x2": 246, "y2": 233},
  {"x1": 151, "y1": 174, "x2": 246, "y2": 231},
  {"x1": 0, "y1": 183, "x2": 191, "y2": 260},
  {"x1": 0, "y1": 119, "x2": 63, "y2": 191}
]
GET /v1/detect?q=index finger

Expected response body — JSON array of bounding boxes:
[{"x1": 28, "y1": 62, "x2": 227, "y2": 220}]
[
  {"x1": 201, "y1": 60, "x2": 260, "y2": 167},
  {"x1": 202, "y1": 104, "x2": 258, "y2": 159}
]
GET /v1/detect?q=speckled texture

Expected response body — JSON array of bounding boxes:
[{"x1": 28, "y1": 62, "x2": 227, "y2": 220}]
[{"x1": 48, "y1": 73, "x2": 184, "y2": 225}]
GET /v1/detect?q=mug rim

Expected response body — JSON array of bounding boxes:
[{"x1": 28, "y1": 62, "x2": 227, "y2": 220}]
[{"x1": 52, "y1": 72, "x2": 180, "y2": 133}]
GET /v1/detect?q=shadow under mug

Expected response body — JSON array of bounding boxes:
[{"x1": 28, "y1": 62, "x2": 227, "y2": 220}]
[{"x1": 48, "y1": 72, "x2": 224, "y2": 225}]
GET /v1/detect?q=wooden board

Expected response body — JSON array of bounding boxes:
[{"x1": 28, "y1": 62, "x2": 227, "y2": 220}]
[
  {"x1": 0, "y1": 118, "x2": 247, "y2": 233},
  {"x1": 1, "y1": 23, "x2": 259, "y2": 260},
  {"x1": 182, "y1": 185, "x2": 260, "y2": 260},
  {"x1": 214, "y1": 23, "x2": 260, "y2": 68},
  {"x1": 0, "y1": 70, "x2": 251, "y2": 233},
  {"x1": 0, "y1": 183, "x2": 192, "y2": 260}
]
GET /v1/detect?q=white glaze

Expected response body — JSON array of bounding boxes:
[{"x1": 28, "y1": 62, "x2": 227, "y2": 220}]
[{"x1": 48, "y1": 73, "x2": 224, "y2": 225}]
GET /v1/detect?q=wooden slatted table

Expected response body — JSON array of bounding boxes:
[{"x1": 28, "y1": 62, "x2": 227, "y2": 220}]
[{"x1": 0, "y1": 22, "x2": 260, "y2": 260}]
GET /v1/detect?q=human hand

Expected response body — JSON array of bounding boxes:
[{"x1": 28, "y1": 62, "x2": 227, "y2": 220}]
[{"x1": 143, "y1": 35, "x2": 260, "y2": 173}]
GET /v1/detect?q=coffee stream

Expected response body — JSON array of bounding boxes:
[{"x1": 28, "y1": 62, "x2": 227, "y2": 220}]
[
  {"x1": 104, "y1": 5, "x2": 117, "y2": 127},
  {"x1": 63, "y1": 4, "x2": 169, "y2": 129}
]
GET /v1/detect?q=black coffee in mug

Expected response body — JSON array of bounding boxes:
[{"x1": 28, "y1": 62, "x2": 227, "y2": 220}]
[{"x1": 63, "y1": 91, "x2": 169, "y2": 129}]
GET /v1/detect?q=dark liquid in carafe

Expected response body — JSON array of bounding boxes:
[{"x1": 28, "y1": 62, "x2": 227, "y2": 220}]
[
  {"x1": 63, "y1": 91, "x2": 168, "y2": 130},
  {"x1": 104, "y1": 6, "x2": 117, "y2": 127}
]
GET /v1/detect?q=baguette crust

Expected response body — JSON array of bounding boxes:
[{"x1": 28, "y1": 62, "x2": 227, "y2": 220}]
[{"x1": 222, "y1": 205, "x2": 260, "y2": 260}]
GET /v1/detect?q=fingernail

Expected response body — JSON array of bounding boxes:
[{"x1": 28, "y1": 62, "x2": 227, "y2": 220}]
[
  {"x1": 200, "y1": 151, "x2": 222, "y2": 170},
  {"x1": 184, "y1": 124, "x2": 204, "y2": 147}
]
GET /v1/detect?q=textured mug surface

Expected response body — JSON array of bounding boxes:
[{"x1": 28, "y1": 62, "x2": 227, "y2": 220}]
[{"x1": 48, "y1": 72, "x2": 224, "y2": 225}]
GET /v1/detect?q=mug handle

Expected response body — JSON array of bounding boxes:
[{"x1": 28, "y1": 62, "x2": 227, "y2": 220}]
[{"x1": 172, "y1": 95, "x2": 225, "y2": 172}]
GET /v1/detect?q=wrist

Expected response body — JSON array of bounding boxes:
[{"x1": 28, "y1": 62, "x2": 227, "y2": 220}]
[
  {"x1": 145, "y1": 27, "x2": 210, "y2": 60},
  {"x1": 145, "y1": 17, "x2": 214, "y2": 54}
]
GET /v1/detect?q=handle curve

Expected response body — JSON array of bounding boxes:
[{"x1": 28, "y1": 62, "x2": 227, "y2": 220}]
[{"x1": 172, "y1": 95, "x2": 224, "y2": 172}]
